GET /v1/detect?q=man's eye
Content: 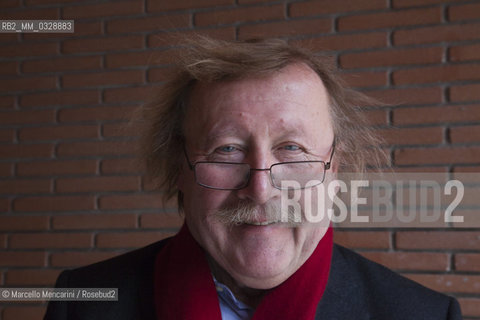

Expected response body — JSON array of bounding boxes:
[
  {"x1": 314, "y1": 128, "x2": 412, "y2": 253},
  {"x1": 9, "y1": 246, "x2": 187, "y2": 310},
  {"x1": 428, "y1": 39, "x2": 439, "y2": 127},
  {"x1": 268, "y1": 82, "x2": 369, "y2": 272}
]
[
  {"x1": 217, "y1": 146, "x2": 236, "y2": 153},
  {"x1": 283, "y1": 145, "x2": 300, "y2": 151}
]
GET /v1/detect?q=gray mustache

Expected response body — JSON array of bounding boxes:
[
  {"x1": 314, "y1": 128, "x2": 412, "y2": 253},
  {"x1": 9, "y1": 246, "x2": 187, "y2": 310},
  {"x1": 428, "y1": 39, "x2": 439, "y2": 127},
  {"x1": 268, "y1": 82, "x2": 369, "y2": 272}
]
[{"x1": 213, "y1": 200, "x2": 302, "y2": 226}]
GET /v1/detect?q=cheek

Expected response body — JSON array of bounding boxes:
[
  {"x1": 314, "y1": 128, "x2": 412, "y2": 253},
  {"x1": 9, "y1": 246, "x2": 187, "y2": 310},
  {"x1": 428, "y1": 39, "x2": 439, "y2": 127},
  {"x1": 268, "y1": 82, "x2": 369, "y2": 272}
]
[{"x1": 183, "y1": 184, "x2": 232, "y2": 218}]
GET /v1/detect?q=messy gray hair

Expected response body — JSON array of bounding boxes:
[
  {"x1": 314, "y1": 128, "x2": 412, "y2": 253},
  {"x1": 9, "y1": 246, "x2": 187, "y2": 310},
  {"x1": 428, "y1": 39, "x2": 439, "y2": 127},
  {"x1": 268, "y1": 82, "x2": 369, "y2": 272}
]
[{"x1": 139, "y1": 36, "x2": 384, "y2": 207}]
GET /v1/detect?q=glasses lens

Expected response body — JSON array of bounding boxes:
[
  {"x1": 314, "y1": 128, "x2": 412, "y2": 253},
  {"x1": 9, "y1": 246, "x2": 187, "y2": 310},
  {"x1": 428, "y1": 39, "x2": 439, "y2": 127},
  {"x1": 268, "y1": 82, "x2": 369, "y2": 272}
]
[
  {"x1": 194, "y1": 162, "x2": 250, "y2": 190},
  {"x1": 271, "y1": 161, "x2": 326, "y2": 189}
]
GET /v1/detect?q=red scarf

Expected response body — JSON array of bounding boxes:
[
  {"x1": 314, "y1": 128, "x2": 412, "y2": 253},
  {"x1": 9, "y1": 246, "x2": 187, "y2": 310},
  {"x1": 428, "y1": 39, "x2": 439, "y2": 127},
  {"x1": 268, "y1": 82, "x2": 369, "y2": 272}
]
[{"x1": 154, "y1": 224, "x2": 333, "y2": 320}]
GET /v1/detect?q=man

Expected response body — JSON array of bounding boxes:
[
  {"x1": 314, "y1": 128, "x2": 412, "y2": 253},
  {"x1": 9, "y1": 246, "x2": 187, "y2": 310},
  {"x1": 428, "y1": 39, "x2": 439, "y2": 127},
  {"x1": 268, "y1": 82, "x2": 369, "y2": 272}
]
[{"x1": 44, "y1": 37, "x2": 462, "y2": 319}]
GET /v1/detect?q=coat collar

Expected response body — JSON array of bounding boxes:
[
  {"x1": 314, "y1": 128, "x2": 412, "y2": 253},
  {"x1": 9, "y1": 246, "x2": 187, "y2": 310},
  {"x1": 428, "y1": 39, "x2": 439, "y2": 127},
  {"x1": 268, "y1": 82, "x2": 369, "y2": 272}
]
[{"x1": 315, "y1": 245, "x2": 373, "y2": 320}]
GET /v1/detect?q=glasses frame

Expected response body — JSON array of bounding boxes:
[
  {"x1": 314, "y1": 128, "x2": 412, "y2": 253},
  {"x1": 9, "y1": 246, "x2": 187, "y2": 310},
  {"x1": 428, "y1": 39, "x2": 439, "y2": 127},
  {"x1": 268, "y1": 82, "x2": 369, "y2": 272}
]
[{"x1": 184, "y1": 142, "x2": 335, "y2": 191}]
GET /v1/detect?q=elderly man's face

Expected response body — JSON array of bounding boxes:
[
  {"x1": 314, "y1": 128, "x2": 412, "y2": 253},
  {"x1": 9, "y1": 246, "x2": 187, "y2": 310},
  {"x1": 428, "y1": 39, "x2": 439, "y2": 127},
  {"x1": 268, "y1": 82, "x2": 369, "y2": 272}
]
[{"x1": 178, "y1": 63, "x2": 334, "y2": 290}]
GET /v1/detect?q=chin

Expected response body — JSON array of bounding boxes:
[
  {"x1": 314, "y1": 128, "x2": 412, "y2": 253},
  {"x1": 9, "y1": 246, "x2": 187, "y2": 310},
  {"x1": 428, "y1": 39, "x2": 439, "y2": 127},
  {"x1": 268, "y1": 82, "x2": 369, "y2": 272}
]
[{"x1": 227, "y1": 253, "x2": 298, "y2": 289}]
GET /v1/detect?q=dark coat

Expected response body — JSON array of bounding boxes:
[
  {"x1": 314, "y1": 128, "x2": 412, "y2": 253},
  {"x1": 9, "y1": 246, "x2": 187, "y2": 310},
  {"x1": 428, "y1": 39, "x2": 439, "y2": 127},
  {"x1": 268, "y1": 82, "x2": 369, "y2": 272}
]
[{"x1": 44, "y1": 240, "x2": 463, "y2": 320}]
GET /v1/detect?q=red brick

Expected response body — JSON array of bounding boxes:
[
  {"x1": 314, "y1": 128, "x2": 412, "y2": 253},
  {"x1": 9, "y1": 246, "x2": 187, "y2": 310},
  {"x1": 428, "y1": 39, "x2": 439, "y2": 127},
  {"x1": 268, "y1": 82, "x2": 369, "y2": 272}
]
[
  {"x1": 0, "y1": 76, "x2": 57, "y2": 93},
  {"x1": 0, "y1": 7, "x2": 58, "y2": 19},
  {"x1": 63, "y1": 70, "x2": 144, "y2": 88},
  {"x1": 0, "y1": 215, "x2": 49, "y2": 231},
  {"x1": 0, "y1": 179, "x2": 51, "y2": 194},
  {"x1": 141, "y1": 176, "x2": 158, "y2": 191},
  {"x1": 14, "y1": 196, "x2": 95, "y2": 212},
  {"x1": 52, "y1": 213, "x2": 137, "y2": 230},
  {"x1": 0, "y1": 61, "x2": 18, "y2": 75},
  {"x1": 0, "y1": 163, "x2": 13, "y2": 177},
  {"x1": 19, "y1": 125, "x2": 99, "y2": 141},
  {"x1": 22, "y1": 55, "x2": 102, "y2": 73},
  {"x1": 0, "y1": 129, "x2": 14, "y2": 142},
  {"x1": 450, "y1": 125, "x2": 480, "y2": 144},
  {"x1": 20, "y1": 90, "x2": 100, "y2": 108},
  {"x1": 393, "y1": 104, "x2": 480, "y2": 125},
  {"x1": 393, "y1": 63, "x2": 480, "y2": 85},
  {"x1": 63, "y1": 0, "x2": 143, "y2": 19},
  {"x1": 340, "y1": 47, "x2": 442, "y2": 69},
  {"x1": 0, "y1": 233, "x2": 6, "y2": 248},
  {"x1": 50, "y1": 251, "x2": 121, "y2": 267},
  {"x1": 140, "y1": 213, "x2": 183, "y2": 229},
  {"x1": 0, "y1": 0, "x2": 20, "y2": 8},
  {"x1": 391, "y1": 167, "x2": 450, "y2": 174},
  {"x1": 238, "y1": 18, "x2": 332, "y2": 39},
  {"x1": 375, "y1": 127, "x2": 443, "y2": 145},
  {"x1": 56, "y1": 176, "x2": 140, "y2": 193},
  {"x1": 362, "y1": 109, "x2": 388, "y2": 126},
  {"x1": 458, "y1": 298, "x2": 480, "y2": 317},
  {"x1": 99, "y1": 194, "x2": 163, "y2": 210},
  {"x1": 366, "y1": 87, "x2": 443, "y2": 106},
  {"x1": 455, "y1": 187, "x2": 480, "y2": 207},
  {"x1": 394, "y1": 23, "x2": 480, "y2": 46},
  {"x1": 449, "y1": 2, "x2": 480, "y2": 21},
  {"x1": 148, "y1": 27, "x2": 235, "y2": 48},
  {"x1": 96, "y1": 231, "x2": 173, "y2": 248},
  {"x1": 101, "y1": 158, "x2": 143, "y2": 174},
  {"x1": 450, "y1": 43, "x2": 480, "y2": 62},
  {"x1": 195, "y1": 5, "x2": 284, "y2": 27},
  {"x1": 341, "y1": 70, "x2": 388, "y2": 88},
  {"x1": 5, "y1": 269, "x2": 60, "y2": 286},
  {"x1": 0, "y1": 109, "x2": 55, "y2": 125},
  {"x1": 106, "y1": 50, "x2": 175, "y2": 68},
  {"x1": 450, "y1": 83, "x2": 480, "y2": 103},
  {"x1": 57, "y1": 140, "x2": 137, "y2": 157},
  {"x1": 147, "y1": 0, "x2": 233, "y2": 12},
  {"x1": 455, "y1": 253, "x2": 480, "y2": 272},
  {"x1": 62, "y1": 35, "x2": 144, "y2": 54},
  {"x1": 1, "y1": 33, "x2": 21, "y2": 44},
  {"x1": 0, "y1": 144, "x2": 54, "y2": 159},
  {"x1": 338, "y1": 7, "x2": 441, "y2": 31},
  {"x1": 147, "y1": 67, "x2": 176, "y2": 83},
  {"x1": 0, "y1": 252, "x2": 45, "y2": 267},
  {"x1": 452, "y1": 166, "x2": 480, "y2": 173},
  {"x1": 0, "y1": 95, "x2": 15, "y2": 109},
  {"x1": 10, "y1": 233, "x2": 92, "y2": 249},
  {"x1": 25, "y1": 0, "x2": 79, "y2": 4},
  {"x1": 396, "y1": 231, "x2": 480, "y2": 250},
  {"x1": 58, "y1": 105, "x2": 136, "y2": 122},
  {"x1": 333, "y1": 231, "x2": 390, "y2": 249},
  {"x1": 107, "y1": 14, "x2": 190, "y2": 33},
  {"x1": 2, "y1": 307, "x2": 46, "y2": 320},
  {"x1": 290, "y1": 0, "x2": 386, "y2": 17},
  {"x1": 395, "y1": 146, "x2": 480, "y2": 165},
  {"x1": 361, "y1": 251, "x2": 449, "y2": 271},
  {"x1": 292, "y1": 31, "x2": 387, "y2": 52},
  {"x1": 405, "y1": 274, "x2": 480, "y2": 294},
  {"x1": 393, "y1": 0, "x2": 466, "y2": 8},
  {"x1": 17, "y1": 159, "x2": 98, "y2": 176},
  {"x1": 103, "y1": 86, "x2": 154, "y2": 103},
  {"x1": 238, "y1": 0, "x2": 273, "y2": 3},
  {"x1": 1, "y1": 42, "x2": 58, "y2": 57},
  {"x1": 102, "y1": 122, "x2": 139, "y2": 138},
  {"x1": 0, "y1": 198, "x2": 9, "y2": 212},
  {"x1": 23, "y1": 21, "x2": 102, "y2": 40}
]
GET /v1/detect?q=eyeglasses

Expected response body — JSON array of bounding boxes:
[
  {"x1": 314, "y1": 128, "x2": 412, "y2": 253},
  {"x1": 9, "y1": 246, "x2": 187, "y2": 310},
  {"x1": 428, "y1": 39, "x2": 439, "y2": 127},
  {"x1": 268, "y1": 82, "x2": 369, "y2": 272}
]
[{"x1": 184, "y1": 143, "x2": 335, "y2": 190}]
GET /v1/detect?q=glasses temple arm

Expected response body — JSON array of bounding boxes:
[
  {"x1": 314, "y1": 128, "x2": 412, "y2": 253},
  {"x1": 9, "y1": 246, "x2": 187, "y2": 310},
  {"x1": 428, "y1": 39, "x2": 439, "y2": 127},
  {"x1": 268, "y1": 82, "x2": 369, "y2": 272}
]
[{"x1": 325, "y1": 140, "x2": 335, "y2": 170}]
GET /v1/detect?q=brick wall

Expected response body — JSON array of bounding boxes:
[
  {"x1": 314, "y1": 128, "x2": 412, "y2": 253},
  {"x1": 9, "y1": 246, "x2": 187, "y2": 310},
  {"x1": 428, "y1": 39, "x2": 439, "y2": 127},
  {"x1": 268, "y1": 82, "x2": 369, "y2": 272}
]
[{"x1": 1, "y1": 0, "x2": 480, "y2": 319}]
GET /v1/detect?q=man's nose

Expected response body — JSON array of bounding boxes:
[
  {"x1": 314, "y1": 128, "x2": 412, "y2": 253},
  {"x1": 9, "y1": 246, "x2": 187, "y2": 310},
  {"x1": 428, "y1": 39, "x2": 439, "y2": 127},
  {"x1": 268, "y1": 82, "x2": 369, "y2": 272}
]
[{"x1": 236, "y1": 168, "x2": 277, "y2": 204}]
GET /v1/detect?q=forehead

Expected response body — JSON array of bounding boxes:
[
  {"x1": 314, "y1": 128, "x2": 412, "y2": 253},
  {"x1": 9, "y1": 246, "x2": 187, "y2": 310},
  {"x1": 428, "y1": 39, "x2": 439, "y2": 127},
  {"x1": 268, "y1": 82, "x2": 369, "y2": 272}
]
[{"x1": 183, "y1": 63, "x2": 333, "y2": 146}]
